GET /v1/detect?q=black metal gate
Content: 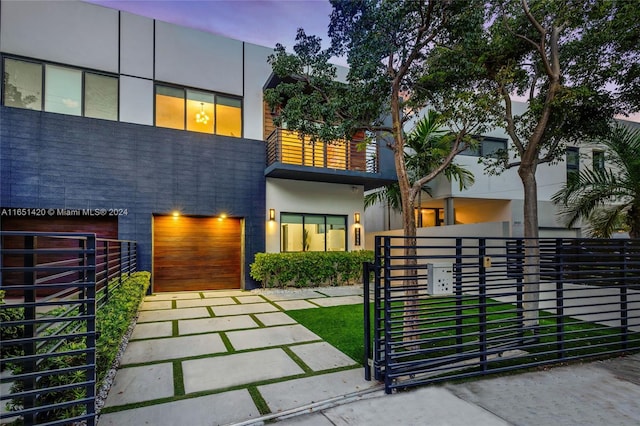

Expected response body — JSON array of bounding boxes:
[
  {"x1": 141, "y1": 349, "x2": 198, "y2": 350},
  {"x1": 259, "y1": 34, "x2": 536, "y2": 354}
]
[
  {"x1": 364, "y1": 236, "x2": 640, "y2": 394},
  {"x1": 1, "y1": 231, "x2": 137, "y2": 425}
]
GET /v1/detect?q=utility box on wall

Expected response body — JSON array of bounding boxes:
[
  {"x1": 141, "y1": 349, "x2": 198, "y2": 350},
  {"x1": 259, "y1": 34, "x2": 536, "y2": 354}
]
[{"x1": 427, "y1": 263, "x2": 453, "y2": 295}]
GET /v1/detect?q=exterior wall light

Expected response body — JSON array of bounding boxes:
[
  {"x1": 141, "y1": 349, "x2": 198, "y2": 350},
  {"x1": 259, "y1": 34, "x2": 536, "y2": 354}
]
[
  {"x1": 354, "y1": 212, "x2": 360, "y2": 225},
  {"x1": 269, "y1": 209, "x2": 276, "y2": 221}
]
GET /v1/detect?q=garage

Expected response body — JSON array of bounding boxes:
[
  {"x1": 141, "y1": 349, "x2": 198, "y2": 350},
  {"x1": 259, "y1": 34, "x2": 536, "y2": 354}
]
[{"x1": 152, "y1": 215, "x2": 242, "y2": 292}]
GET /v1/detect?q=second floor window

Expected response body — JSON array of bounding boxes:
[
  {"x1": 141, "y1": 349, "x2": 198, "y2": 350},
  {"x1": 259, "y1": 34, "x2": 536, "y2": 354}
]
[
  {"x1": 593, "y1": 150, "x2": 605, "y2": 173},
  {"x1": 566, "y1": 147, "x2": 580, "y2": 183},
  {"x1": 155, "y1": 85, "x2": 242, "y2": 137},
  {"x1": 3, "y1": 57, "x2": 118, "y2": 120},
  {"x1": 461, "y1": 137, "x2": 507, "y2": 158}
]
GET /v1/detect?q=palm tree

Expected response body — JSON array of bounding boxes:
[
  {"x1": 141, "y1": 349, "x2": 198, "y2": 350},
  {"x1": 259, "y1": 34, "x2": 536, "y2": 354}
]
[
  {"x1": 365, "y1": 111, "x2": 474, "y2": 215},
  {"x1": 552, "y1": 124, "x2": 640, "y2": 238}
]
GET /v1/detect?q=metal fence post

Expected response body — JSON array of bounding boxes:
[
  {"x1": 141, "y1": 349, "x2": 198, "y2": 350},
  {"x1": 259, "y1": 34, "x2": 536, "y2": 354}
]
[
  {"x1": 373, "y1": 236, "x2": 383, "y2": 382},
  {"x1": 478, "y1": 238, "x2": 487, "y2": 372},
  {"x1": 555, "y1": 239, "x2": 565, "y2": 359},
  {"x1": 363, "y1": 261, "x2": 371, "y2": 381},
  {"x1": 383, "y1": 236, "x2": 393, "y2": 394},
  {"x1": 79, "y1": 238, "x2": 86, "y2": 316},
  {"x1": 85, "y1": 234, "x2": 97, "y2": 426},
  {"x1": 455, "y1": 238, "x2": 463, "y2": 353},
  {"x1": 104, "y1": 240, "x2": 110, "y2": 303},
  {"x1": 118, "y1": 241, "x2": 123, "y2": 285},
  {"x1": 516, "y1": 239, "x2": 524, "y2": 344},
  {"x1": 620, "y1": 240, "x2": 629, "y2": 350},
  {"x1": 23, "y1": 235, "x2": 36, "y2": 425}
]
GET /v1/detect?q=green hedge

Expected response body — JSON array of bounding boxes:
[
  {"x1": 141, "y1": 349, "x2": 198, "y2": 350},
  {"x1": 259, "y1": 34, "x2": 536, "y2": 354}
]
[
  {"x1": 0, "y1": 290, "x2": 24, "y2": 370},
  {"x1": 96, "y1": 271, "x2": 150, "y2": 383},
  {"x1": 3, "y1": 272, "x2": 150, "y2": 424},
  {"x1": 250, "y1": 251, "x2": 373, "y2": 288}
]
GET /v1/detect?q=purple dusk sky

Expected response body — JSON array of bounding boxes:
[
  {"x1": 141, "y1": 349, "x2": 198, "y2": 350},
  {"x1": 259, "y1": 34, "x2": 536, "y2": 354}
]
[
  {"x1": 86, "y1": 1, "x2": 638, "y2": 121},
  {"x1": 86, "y1": 0, "x2": 334, "y2": 53}
]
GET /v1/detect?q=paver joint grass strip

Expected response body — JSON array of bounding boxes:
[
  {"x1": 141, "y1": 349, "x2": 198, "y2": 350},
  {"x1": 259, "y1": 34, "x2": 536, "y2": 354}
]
[
  {"x1": 173, "y1": 360, "x2": 185, "y2": 396},
  {"x1": 219, "y1": 332, "x2": 236, "y2": 353},
  {"x1": 281, "y1": 346, "x2": 314, "y2": 374},
  {"x1": 206, "y1": 305, "x2": 215, "y2": 317},
  {"x1": 172, "y1": 300, "x2": 177, "y2": 309},
  {"x1": 251, "y1": 314, "x2": 266, "y2": 328},
  {"x1": 172, "y1": 320, "x2": 179, "y2": 337},
  {"x1": 247, "y1": 386, "x2": 271, "y2": 415}
]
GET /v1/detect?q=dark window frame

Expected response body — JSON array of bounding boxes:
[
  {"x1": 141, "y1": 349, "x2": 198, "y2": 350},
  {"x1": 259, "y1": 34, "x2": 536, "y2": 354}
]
[
  {"x1": 566, "y1": 146, "x2": 580, "y2": 182},
  {"x1": 154, "y1": 82, "x2": 243, "y2": 137},
  {"x1": 592, "y1": 149, "x2": 605, "y2": 173},
  {"x1": 280, "y1": 212, "x2": 348, "y2": 252},
  {"x1": 1, "y1": 54, "x2": 119, "y2": 120},
  {"x1": 460, "y1": 136, "x2": 508, "y2": 158}
]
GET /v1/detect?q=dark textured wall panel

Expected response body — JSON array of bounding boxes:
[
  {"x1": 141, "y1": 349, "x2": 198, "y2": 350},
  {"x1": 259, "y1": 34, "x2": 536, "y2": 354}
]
[{"x1": 0, "y1": 107, "x2": 266, "y2": 289}]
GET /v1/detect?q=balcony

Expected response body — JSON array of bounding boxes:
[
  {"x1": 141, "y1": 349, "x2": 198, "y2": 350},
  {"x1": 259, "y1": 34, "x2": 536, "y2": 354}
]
[{"x1": 265, "y1": 129, "x2": 396, "y2": 190}]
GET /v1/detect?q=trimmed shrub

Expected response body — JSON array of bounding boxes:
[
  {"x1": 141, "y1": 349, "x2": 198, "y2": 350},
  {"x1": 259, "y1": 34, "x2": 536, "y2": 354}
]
[
  {"x1": 0, "y1": 290, "x2": 25, "y2": 371},
  {"x1": 250, "y1": 251, "x2": 374, "y2": 288},
  {"x1": 96, "y1": 271, "x2": 150, "y2": 383},
  {"x1": 5, "y1": 272, "x2": 150, "y2": 424}
]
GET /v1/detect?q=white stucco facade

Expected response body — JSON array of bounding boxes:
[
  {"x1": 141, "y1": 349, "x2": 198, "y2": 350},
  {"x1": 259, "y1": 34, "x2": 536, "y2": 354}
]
[{"x1": 266, "y1": 178, "x2": 364, "y2": 253}]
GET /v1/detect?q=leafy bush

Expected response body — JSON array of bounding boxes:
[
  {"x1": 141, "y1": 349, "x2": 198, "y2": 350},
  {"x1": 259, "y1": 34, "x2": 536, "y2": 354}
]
[
  {"x1": 0, "y1": 290, "x2": 25, "y2": 370},
  {"x1": 250, "y1": 251, "x2": 373, "y2": 288},
  {"x1": 96, "y1": 271, "x2": 150, "y2": 382},
  {"x1": 4, "y1": 272, "x2": 150, "y2": 424},
  {"x1": 7, "y1": 339, "x2": 89, "y2": 422}
]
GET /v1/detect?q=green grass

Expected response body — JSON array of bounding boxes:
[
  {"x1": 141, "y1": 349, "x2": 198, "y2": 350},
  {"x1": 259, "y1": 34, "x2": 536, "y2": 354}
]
[
  {"x1": 287, "y1": 297, "x2": 640, "y2": 376},
  {"x1": 287, "y1": 304, "x2": 371, "y2": 364}
]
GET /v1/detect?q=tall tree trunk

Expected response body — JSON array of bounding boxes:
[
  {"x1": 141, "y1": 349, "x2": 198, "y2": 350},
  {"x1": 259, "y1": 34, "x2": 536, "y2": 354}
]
[
  {"x1": 389, "y1": 80, "x2": 421, "y2": 345},
  {"x1": 394, "y1": 144, "x2": 419, "y2": 344},
  {"x1": 518, "y1": 162, "x2": 540, "y2": 327}
]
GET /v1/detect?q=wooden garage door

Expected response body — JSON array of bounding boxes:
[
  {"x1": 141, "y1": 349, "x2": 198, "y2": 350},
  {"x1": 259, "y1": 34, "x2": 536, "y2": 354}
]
[{"x1": 153, "y1": 216, "x2": 242, "y2": 292}]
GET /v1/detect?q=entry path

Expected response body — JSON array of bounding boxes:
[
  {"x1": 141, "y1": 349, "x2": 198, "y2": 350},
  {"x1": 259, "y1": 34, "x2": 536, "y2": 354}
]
[{"x1": 97, "y1": 286, "x2": 377, "y2": 426}]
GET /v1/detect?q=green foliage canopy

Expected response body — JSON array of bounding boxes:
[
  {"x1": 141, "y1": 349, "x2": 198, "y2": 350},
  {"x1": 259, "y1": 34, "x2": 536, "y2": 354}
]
[
  {"x1": 265, "y1": 0, "x2": 485, "y2": 240},
  {"x1": 553, "y1": 124, "x2": 640, "y2": 238}
]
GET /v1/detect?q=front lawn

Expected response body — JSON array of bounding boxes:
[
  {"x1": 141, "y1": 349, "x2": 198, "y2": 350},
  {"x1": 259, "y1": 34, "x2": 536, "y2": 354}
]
[{"x1": 287, "y1": 304, "x2": 372, "y2": 364}]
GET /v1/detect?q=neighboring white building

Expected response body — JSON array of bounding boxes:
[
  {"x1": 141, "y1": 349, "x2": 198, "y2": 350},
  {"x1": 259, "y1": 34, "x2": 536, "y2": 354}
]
[{"x1": 364, "y1": 105, "x2": 636, "y2": 240}]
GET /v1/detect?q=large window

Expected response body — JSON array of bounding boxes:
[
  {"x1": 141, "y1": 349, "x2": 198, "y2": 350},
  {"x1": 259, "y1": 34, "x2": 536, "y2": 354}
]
[
  {"x1": 2, "y1": 57, "x2": 118, "y2": 120},
  {"x1": 3, "y1": 58, "x2": 42, "y2": 110},
  {"x1": 461, "y1": 137, "x2": 508, "y2": 157},
  {"x1": 415, "y1": 208, "x2": 444, "y2": 227},
  {"x1": 84, "y1": 73, "x2": 118, "y2": 120},
  {"x1": 281, "y1": 213, "x2": 347, "y2": 252},
  {"x1": 155, "y1": 85, "x2": 242, "y2": 137},
  {"x1": 566, "y1": 147, "x2": 580, "y2": 182},
  {"x1": 45, "y1": 64, "x2": 82, "y2": 115},
  {"x1": 593, "y1": 150, "x2": 605, "y2": 173}
]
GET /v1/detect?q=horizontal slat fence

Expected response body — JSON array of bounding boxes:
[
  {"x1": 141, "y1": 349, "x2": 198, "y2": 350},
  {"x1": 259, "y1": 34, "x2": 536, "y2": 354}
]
[
  {"x1": 1, "y1": 231, "x2": 136, "y2": 425},
  {"x1": 364, "y1": 236, "x2": 640, "y2": 394}
]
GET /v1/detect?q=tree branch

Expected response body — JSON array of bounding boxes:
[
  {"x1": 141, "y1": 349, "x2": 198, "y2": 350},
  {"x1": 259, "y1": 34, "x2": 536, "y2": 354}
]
[
  {"x1": 500, "y1": 85, "x2": 525, "y2": 155},
  {"x1": 411, "y1": 130, "x2": 467, "y2": 196}
]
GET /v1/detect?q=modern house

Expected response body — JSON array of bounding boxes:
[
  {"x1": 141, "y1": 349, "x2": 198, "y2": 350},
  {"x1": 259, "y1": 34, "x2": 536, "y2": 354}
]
[
  {"x1": 0, "y1": 0, "x2": 396, "y2": 291},
  {"x1": 365, "y1": 103, "x2": 639, "y2": 240}
]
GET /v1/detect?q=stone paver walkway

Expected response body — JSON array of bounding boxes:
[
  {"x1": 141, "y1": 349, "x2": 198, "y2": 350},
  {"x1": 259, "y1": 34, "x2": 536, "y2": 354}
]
[{"x1": 97, "y1": 286, "x2": 374, "y2": 426}]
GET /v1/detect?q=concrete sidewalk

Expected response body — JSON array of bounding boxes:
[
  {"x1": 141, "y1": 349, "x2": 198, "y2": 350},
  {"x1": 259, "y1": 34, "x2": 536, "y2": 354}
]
[{"x1": 272, "y1": 354, "x2": 640, "y2": 426}]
